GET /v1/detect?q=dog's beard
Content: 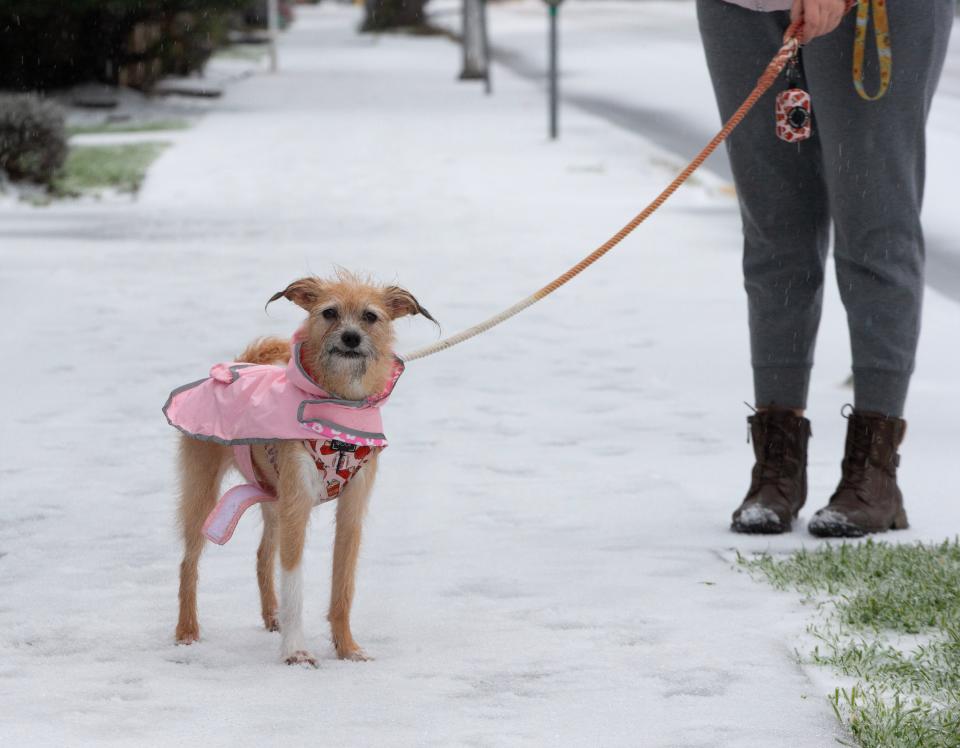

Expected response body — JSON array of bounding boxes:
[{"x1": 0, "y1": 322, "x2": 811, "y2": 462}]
[{"x1": 324, "y1": 345, "x2": 374, "y2": 381}]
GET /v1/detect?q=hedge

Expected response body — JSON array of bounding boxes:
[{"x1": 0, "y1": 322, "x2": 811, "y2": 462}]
[{"x1": 0, "y1": 1, "x2": 251, "y2": 90}]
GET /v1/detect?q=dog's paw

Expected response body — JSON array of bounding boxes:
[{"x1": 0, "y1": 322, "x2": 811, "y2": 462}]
[
  {"x1": 337, "y1": 647, "x2": 372, "y2": 662},
  {"x1": 175, "y1": 627, "x2": 200, "y2": 645},
  {"x1": 263, "y1": 615, "x2": 280, "y2": 633},
  {"x1": 284, "y1": 650, "x2": 319, "y2": 668}
]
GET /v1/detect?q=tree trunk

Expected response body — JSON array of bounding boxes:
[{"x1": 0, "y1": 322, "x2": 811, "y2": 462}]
[
  {"x1": 360, "y1": 0, "x2": 427, "y2": 32},
  {"x1": 459, "y1": 0, "x2": 488, "y2": 81}
]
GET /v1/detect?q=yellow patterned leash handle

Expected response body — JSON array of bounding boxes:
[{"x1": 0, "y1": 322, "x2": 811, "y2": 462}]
[{"x1": 852, "y1": 0, "x2": 892, "y2": 100}]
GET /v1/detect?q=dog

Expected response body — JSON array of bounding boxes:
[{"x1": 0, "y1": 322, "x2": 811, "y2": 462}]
[{"x1": 172, "y1": 272, "x2": 434, "y2": 666}]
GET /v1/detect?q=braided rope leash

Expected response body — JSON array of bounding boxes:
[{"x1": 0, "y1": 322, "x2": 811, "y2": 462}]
[{"x1": 401, "y1": 6, "x2": 854, "y2": 363}]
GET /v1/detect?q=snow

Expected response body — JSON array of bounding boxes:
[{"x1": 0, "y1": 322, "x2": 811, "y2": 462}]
[
  {"x1": 736, "y1": 503, "x2": 780, "y2": 528},
  {"x1": 806, "y1": 509, "x2": 856, "y2": 536},
  {"x1": 1, "y1": 3, "x2": 958, "y2": 745}
]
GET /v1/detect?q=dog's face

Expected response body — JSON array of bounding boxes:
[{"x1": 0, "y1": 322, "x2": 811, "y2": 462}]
[{"x1": 269, "y1": 272, "x2": 434, "y2": 399}]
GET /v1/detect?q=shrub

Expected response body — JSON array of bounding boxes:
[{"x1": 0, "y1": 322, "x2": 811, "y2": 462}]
[
  {"x1": 0, "y1": 1, "x2": 252, "y2": 91},
  {"x1": 0, "y1": 94, "x2": 68, "y2": 185},
  {"x1": 361, "y1": 0, "x2": 428, "y2": 32}
]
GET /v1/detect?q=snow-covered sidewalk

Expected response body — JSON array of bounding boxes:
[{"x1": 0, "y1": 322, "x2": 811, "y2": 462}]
[{"x1": 1, "y1": 4, "x2": 958, "y2": 745}]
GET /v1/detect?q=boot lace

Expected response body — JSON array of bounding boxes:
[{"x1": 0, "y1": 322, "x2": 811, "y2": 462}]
[
  {"x1": 837, "y1": 414, "x2": 873, "y2": 498},
  {"x1": 753, "y1": 421, "x2": 796, "y2": 489}
]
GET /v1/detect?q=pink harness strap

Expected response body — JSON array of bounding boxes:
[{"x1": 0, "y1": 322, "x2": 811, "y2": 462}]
[
  {"x1": 199, "y1": 445, "x2": 277, "y2": 546},
  {"x1": 202, "y1": 482, "x2": 276, "y2": 545},
  {"x1": 202, "y1": 441, "x2": 378, "y2": 545},
  {"x1": 232, "y1": 444, "x2": 261, "y2": 486}
]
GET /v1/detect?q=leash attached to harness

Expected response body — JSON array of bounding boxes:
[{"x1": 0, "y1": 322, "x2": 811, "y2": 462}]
[{"x1": 400, "y1": 2, "x2": 859, "y2": 364}]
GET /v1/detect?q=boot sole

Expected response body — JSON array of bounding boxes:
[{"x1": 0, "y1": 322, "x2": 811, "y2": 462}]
[
  {"x1": 808, "y1": 520, "x2": 867, "y2": 538},
  {"x1": 731, "y1": 522, "x2": 789, "y2": 535}
]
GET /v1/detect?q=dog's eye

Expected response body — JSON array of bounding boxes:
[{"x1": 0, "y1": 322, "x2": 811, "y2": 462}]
[
  {"x1": 321, "y1": 308, "x2": 338, "y2": 320},
  {"x1": 361, "y1": 311, "x2": 378, "y2": 324}
]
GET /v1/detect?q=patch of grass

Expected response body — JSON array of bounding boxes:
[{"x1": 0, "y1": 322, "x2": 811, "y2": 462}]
[
  {"x1": 739, "y1": 540, "x2": 960, "y2": 747},
  {"x1": 742, "y1": 540, "x2": 960, "y2": 632},
  {"x1": 831, "y1": 685, "x2": 960, "y2": 748},
  {"x1": 66, "y1": 119, "x2": 190, "y2": 136},
  {"x1": 51, "y1": 142, "x2": 169, "y2": 197},
  {"x1": 213, "y1": 44, "x2": 268, "y2": 62}
]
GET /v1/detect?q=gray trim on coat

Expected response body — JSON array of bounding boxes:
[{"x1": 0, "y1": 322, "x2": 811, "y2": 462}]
[{"x1": 295, "y1": 401, "x2": 387, "y2": 440}]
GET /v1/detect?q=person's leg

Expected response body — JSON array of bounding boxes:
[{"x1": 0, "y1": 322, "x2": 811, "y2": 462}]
[
  {"x1": 697, "y1": 0, "x2": 827, "y2": 533},
  {"x1": 801, "y1": 0, "x2": 953, "y2": 536},
  {"x1": 697, "y1": 0, "x2": 832, "y2": 412},
  {"x1": 802, "y1": 0, "x2": 953, "y2": 417}
]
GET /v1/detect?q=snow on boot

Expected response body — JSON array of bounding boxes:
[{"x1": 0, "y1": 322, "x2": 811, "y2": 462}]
[
  {"x1": 731, "y1": 408, "x2": 810, "y2": 534},
  {"x1": 808, "y1": 409, "x2": 909, "y2": 538}
]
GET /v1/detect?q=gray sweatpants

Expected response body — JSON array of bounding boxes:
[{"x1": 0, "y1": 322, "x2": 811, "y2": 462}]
[{"x1": 696, "y1": 0, "x2": 953, "y2": 416}]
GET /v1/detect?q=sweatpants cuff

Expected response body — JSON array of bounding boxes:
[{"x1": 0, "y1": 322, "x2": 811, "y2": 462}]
[
  {"x1": 753, "y1": 366, "x2": 810, "y2": 410},
  {"x1": 853, "y1": 368, "x2": 910, "y2": 418}
]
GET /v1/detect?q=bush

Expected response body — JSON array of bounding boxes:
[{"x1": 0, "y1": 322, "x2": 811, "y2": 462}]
[
  {"x1": 361, "y1": 0, "x2": 429, "y2": 32},
  {"x1": 0, "y1": 1, "x2": 251, "y2": 91},
  {"x1": 0, "y1": 94, "x2": 68, "y2": 185}
]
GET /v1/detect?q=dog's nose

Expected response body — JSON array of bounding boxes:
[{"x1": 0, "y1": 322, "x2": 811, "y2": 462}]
[{"x1": 341, "y1": 331, "x2": 362, "y2": 349}]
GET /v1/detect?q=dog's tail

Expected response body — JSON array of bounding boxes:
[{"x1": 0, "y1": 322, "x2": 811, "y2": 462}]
[{"x1": 237, "y1": 336, "x2": 291, "y2": 366}]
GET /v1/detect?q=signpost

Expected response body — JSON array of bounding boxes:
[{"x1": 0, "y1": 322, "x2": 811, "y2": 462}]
[
  {"x1": 268, "y1": 0, "x2": 279, "y2": 73},
  {"x1": 544, "y1": 0, "x2": 563, "y2": 139},
  {"x1": 460, "y1": 0, "x2": 491, "y2": 93},
  {"x1": 480, "y1": 0, "x2": 492, "y2": 95}
]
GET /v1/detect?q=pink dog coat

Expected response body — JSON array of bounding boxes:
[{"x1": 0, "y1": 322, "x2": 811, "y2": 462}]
[{"x1": 163, "y1": 339, "x2": 403, "y2": 544}]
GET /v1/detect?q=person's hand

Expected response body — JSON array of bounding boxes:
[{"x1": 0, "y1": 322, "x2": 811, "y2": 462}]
[{"x1": 788, "y1": 0, "x2": 847, "y2": 44}]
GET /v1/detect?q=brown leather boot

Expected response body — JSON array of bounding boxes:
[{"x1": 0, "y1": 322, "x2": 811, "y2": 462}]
[
  {"x1": 731, "y1": 408, "x2": 810, "y2": 534},
  {"x1": 808, "y1": 409, "x2": 909, "y2": 538}
]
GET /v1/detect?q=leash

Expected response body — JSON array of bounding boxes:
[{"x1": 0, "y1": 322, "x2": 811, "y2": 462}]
[
  {"x1": 852, "y1": 0, "x2": 891, "y2": 100},
  {"x1": 401, "y1": 4, "x2": 856, "y2": 363}
]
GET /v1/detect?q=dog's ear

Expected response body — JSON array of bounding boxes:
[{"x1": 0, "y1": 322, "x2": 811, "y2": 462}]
[
  {"x1": 266, "y1": 278, "x2": 327, "y2": 311},
  {"x1": 384, "y1": 286, "x2": 437, "y2": 324}
]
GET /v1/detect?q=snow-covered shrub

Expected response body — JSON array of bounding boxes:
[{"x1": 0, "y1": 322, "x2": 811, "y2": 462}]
[{"x1": 0, "y1": 94, "x2": 67, "y2": 185}]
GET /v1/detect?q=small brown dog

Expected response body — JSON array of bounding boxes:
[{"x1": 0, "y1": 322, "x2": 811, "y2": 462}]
[{"x1": 174, "y1": 272, "x2": 433, "y2": 666}]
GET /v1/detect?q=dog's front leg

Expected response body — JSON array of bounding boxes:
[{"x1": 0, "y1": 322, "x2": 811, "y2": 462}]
[
  {"x1": 329, "y1": 455, "x2": 376, "y2": 661},
  {"x1": 276, "y1": 441, "x2": 319, "y2": 667}
]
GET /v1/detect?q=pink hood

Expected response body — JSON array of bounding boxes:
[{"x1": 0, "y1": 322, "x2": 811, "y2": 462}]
[{"x1": 163, "y1": 340, "x2": 403, "y2": 448}]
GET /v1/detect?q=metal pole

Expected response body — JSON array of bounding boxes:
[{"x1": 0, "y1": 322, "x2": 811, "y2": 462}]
[
  {"x1": 480, "y1": 0, "x2": 492, "y2": 95},
  {"x1": 268, "y1": 0, "x2": 279, "y2": 73},
  {"x1": 548, "y1": 4, "x2": 558, "y2": 139}
]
